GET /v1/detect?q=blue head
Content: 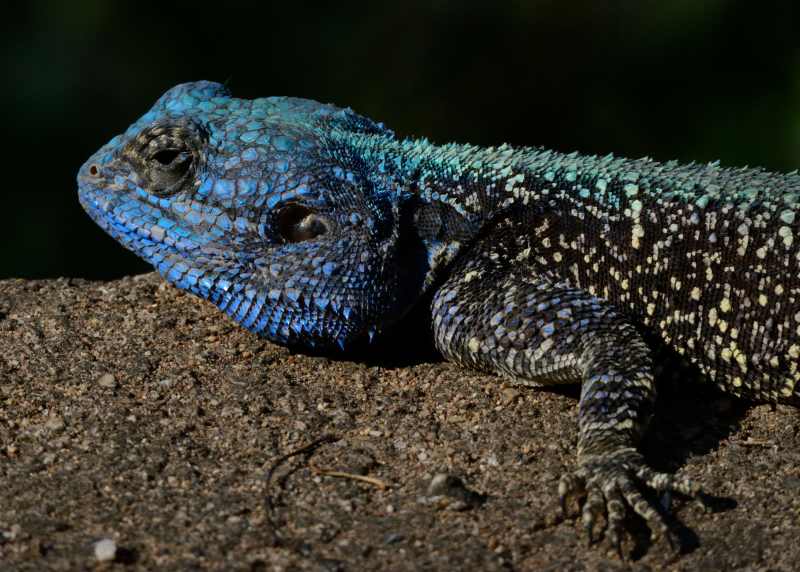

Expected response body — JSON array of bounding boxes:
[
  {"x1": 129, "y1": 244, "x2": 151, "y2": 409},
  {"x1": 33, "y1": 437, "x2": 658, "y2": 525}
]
[{"x1": 78, "y1": 81, "x2": 435, "y2": 350}]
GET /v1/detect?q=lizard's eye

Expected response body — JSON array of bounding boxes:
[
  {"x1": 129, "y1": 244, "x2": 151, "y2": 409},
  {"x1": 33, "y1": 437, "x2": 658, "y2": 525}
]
[
  {"x1": 277, "y1": 203, "x2": 330, "y2": 243},
  {"x1": 145, "y1": 143, "x2": 194, "y2": 195},
  {"x1": 128, "y1": 121, "x2": 204, "y2": 197}
]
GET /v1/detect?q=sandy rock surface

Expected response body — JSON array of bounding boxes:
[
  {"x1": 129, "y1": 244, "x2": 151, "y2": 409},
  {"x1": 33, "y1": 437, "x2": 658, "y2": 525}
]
[{"x1": 1, "y1": 274, "x2": 798, "y2": 570}]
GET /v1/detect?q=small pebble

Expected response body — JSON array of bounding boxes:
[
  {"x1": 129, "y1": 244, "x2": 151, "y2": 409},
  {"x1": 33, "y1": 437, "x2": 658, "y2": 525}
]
[
  {"x1": 44, "y1": 415, "x2": 65, "y2": 431},
  {"x1": 428, "y1": 473, "x2": 460, "y2": 496},
  {"x1": 784, "y1": 476, "x2": 800, "y2": 491},
  {"x1": 94, "y1": 538, "x2": 117, "y2": 562},
  {"x1": 97, "y1": 373, "x2": 117, "y2": 389},
  {"x1": 500, "y1": 387, "x2": 521, "y2": 405},
  {"x1": 427, "y1": 473, "x2": 485, "y2": 510},
  {"x1": 1, "y1": 524, "x2": 21, "y2": 541},
  {"x1": 384, "y1": 532, "x2": 404, "y2": 544}
]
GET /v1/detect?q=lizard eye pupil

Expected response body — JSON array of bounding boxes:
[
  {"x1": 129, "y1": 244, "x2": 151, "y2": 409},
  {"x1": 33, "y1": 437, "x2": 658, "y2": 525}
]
[
  {"x1": 150, "y1": 148, "x2": 191, "y2": 173},
  {"x1": 153, "y1": 149, "x2": 181, "y2": 166},
  {"x1": 277, "y1": 203, "x2": 330, "y2": 243}
]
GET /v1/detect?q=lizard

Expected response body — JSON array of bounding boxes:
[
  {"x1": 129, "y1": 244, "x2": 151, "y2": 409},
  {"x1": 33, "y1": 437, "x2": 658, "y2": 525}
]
[{"x1": 76, "y1": 81, "x2": 800, "y2": 554}]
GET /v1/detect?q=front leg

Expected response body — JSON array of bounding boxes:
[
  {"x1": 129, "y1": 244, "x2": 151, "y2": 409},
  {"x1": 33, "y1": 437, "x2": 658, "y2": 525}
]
[{"x1": 431, "y1": 240, "x2": 699, "y2": 552}]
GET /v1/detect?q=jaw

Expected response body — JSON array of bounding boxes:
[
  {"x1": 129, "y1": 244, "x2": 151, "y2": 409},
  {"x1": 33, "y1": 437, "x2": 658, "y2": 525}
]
[
  {"x1": 78, "y1": 183, "x2": 384, "y2": 351},
  {"x1": 79, "y1": 186, "x2": 144, "y2": 254},
  {"x1": 78, "y1": 182, "x2": 222, "y2": 309}
]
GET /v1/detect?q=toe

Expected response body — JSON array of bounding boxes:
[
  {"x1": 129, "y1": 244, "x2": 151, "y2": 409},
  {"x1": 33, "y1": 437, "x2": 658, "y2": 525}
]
[
  {"x1": 636, "y1": 466, "x2": 699, "y2": 497},
  {"x1": 559, "y1": 470, "x2": 586, "y2": 517},
  {"x1": 619, "y1": 477, "x2": 669, "y2": 542},
  {"x1": 604, "y1": 484, "x2": 626, "y2": 558},
  {"x1": 582, "y1": 486, "x2": 605, "y2": 544}
]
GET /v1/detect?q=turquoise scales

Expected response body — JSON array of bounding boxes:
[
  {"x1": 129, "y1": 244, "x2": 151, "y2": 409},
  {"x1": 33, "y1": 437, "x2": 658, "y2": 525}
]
[{"x1": 78, "y1": 81, "x2": 800, "y2": 554}]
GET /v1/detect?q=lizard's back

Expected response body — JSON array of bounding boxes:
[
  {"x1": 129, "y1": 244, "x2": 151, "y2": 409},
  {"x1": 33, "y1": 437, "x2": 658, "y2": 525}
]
[{"x1": 511, "y1": 150, "x2": 800, "y2": 400}]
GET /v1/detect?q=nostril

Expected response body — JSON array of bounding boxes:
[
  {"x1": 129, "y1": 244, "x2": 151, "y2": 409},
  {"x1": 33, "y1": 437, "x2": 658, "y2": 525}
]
[{"x1": 89, "y1": 164, "x2": 100, "y2": 176}]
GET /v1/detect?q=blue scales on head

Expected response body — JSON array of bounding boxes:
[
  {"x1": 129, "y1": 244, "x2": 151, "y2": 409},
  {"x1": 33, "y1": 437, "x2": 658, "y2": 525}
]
[{"x1": 77, "y1": 81, "x2": 442, "y2": 350}]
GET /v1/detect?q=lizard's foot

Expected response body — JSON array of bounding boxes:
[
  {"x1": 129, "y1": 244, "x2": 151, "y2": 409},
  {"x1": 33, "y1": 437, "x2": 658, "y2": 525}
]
[{"x1": 558, "y1": 447, "x2": 700, "y2": 555}]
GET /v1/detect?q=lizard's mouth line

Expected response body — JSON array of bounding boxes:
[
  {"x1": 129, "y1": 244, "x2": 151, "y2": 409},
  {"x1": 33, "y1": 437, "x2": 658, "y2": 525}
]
[
  {"x1": 79, "y1": 187, "x2": 366, "y2": 348},
  {"x1": 78, "y1": 187, "x2": 192, "y2": 260}
]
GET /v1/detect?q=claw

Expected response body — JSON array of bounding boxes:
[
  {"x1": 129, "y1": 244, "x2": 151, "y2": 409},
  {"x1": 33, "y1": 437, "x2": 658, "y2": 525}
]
[
  {"x1": 558, "y1": 476, "x2": 569, "y2": 517},
  {"x1": 610, "y1": 529, "x2": 623, "y2": 559},
  {"x1": 665, "y1": 530, "x2": 678, "y2": 554},
  {"x1": 584, "y1": 522, "x2": 594, "y2": 546},
  {"x1": 695, "y1": 491, "x2": 712, "y2": 513},
  {"x1": 659, "y1": 490, "x2": 672, "y2": 511}
]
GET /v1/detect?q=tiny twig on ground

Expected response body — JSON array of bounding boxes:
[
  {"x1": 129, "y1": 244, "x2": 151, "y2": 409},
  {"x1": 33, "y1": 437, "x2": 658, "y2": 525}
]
[
  {"x1": 263, "y1": 434, "x2": 341, "y2": 544},
  {"x1": 309, "y1": 462, "x2": 390, "y2": 490}
]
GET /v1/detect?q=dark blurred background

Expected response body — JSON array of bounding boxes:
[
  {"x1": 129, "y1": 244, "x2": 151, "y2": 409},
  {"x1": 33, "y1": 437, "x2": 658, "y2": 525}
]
[{"x1": 3, "y1": 1, "x2": 800, "y2": 279}]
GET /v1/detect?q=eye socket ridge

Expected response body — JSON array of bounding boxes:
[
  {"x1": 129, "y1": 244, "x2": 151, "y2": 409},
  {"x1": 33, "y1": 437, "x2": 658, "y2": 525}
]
[{"x1": 276, "y1": 203, "x2": 331, "y2": 243}]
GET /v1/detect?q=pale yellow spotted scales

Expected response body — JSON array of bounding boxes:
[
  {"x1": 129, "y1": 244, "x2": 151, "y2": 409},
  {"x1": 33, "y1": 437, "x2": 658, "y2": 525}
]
[{"x1": 405, "y1": 139, "x2": 800, "y2": 402}]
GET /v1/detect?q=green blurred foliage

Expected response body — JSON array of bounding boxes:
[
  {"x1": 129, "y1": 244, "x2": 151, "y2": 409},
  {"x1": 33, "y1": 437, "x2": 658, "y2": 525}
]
[{"x1": 2, "y1": 1, "x2": 800, "y2": 278}]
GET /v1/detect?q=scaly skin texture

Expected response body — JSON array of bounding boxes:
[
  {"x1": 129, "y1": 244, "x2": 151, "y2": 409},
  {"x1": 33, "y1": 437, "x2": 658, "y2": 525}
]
[{"x1": 78, "y1": 81, "x2": 800, "y2": 553}]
